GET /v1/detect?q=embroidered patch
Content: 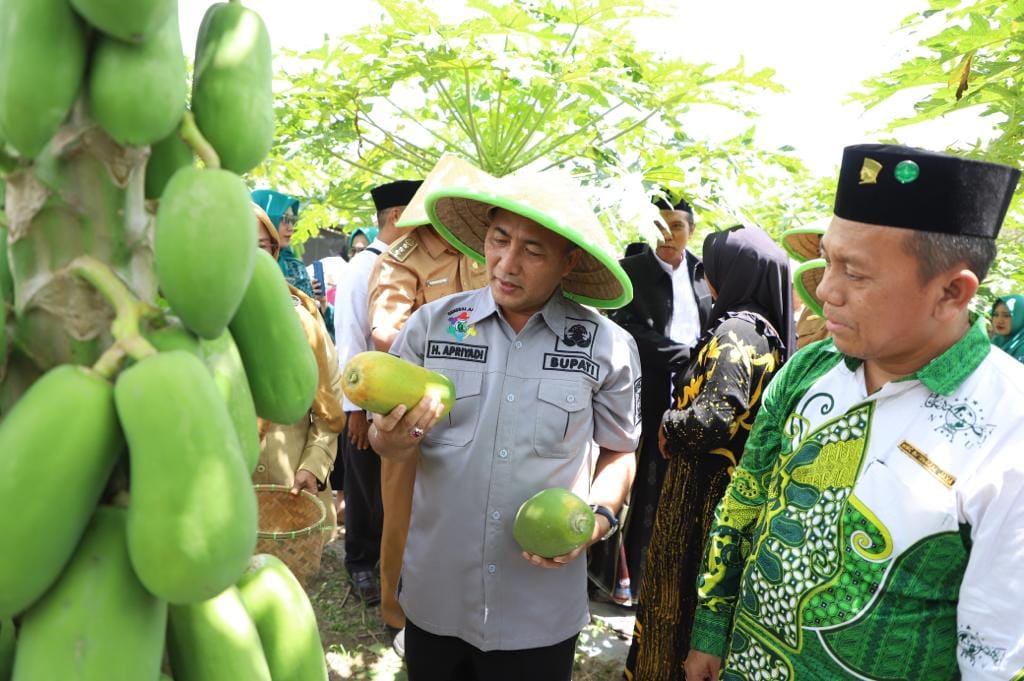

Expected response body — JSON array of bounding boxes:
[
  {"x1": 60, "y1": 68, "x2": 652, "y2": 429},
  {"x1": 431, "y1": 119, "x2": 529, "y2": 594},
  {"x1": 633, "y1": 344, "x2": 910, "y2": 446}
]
[
  {"x1": 543, "y1": 353, "x2": 600, "y2": 380},
  {"x1": 555, "y1": 317, "x2": 598, "y2": 357},
  {"x1": 898, "y1": 440, "x2": 956, "y2": 488},
  {"x1": 447, "y1": 309, "x2": 477, "y2": 341},
  {"x1": 958, "y1": 625, "x2": 1006, "y2": 667},
  {"x1": 390, "y1": 236, "x2": 418, "y2": 262},
  {"x1": 924, "y1": 395, "x2": 995, "y2": 448},
  {"x1": 427, "y1": 341, "x2": 488, "y2": 363},
  {"x1": 633, "y1": 377, "x2": 642, "y2": 426}
]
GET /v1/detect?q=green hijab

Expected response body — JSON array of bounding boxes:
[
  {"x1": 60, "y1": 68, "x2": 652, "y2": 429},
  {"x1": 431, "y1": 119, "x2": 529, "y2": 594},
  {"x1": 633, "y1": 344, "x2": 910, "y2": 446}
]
[{"x1": 991, "y1": 294, "x2": 1024, "y2": 361}]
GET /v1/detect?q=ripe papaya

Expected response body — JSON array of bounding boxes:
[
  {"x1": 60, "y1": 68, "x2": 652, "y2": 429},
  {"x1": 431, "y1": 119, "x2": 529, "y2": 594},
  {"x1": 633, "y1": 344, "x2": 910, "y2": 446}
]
[
  {"x1": 69, "y1": 0, "x2": 175, "y2": 43},
  {"x1": 0, "y1": 618, "x2": 13, "y2": 681},
  {"x1": 0, "y1": 364, "x2": 122, "y2": 618},
  {"x1": 155, "y1": 166, "x2": 256, "y2": 339},
  {"x1": 342, "y1": 350, "x2": 455, "y2": 417},
  {"x1": 236, "y1": 554, "x2": 328, "y2": 681},
  {"x1": 512, "y1": 488, "x2": 595, "y2": 558},
  {"x1": 11, "y1": 506, "x2": 166, "y2": 681},
  {"x1": 199, "y1": 330, "x2": 260, "y2": 473},
  {"x1": 144, "y1": 322, "x2": 259, "y2": 473},
  {"x1": 229, "y1": 250, "x2": 317, "y2": 424},
  {"x1": 88, "y1": 10, "x2": 186, "y2": 146},
  {"x1": 167, "y1": 586, "x2": 272, "y2": 681},
  {"x1": 116, "y1": 351, "x2": 257, "y2": 603},
  {"x1": 144, "y1": 128, "x2": 193, "y2": 200},
  {"x1": 191, "y1": 3, "x2": 273, "y2": 174},
  {"x1": 0, "y1": 0, "x2": 87, "y2": 157}
]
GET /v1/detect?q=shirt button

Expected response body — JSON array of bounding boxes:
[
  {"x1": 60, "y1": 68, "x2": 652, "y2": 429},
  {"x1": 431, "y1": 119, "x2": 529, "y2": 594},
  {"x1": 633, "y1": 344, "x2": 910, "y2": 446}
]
[
  {"x1": 488, "y1": 564, "x2": 497, "y2": 574},
  {"x1": 498, "y1": 449, "x2": 509, "y2": 459},
  {"x1": 506, "y1": 394, "x2": 515, "y2": 403},
  {"x1": 566, "y1": 394, "x2": 575, "y2": 403},
  {"x1": 514, "y1": 341, "x2": 523, "y2": 349},
  {"x1": 491, "y1": 511, "x2": 501, "y2": 520}
]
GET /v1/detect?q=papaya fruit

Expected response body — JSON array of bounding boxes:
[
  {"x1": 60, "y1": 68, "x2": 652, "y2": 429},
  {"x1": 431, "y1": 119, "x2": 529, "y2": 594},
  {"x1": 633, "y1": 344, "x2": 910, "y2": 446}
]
[
  {"x1": 191, "y1": 3, "x2": 273, "y2": 174},
  {"x1": 116, "y1": 351, "x2": 257, "y2": 603},
  {"x1": 0, "y1": 0, "x2": 87, "y2": 157},
  {"x1": 88, "y1": 10, "x2": 187, "y2": 146},
  {"x1": 512, "y1": 488, "x2": 595, "y2": 558},
  {"x1": 0, "y1": 618, "x2": 13, "y2": 681},
  {"x1": 69, "y1": 0, "x2": 175, "y2": 43},
  {"x1": 0, "y1": 364, "x2": 122, "y2": 618},
  {"x1": 229, "y1": 250, "x2": 317, "y2": 424},
  {"x1": 11, "y1": 506, "x2": 167, "y2": 681},
  {"x1": 144, "y1": 127, "x2": 194, "y2": 200},
  {"x1": 199, "y1": 330, "x2": 260, "y2": 473},
  {"x1": 155, "y1": 166, "x2": 256, "y2": 339},
  {"x1": 0, "y1": 226, "x2": 11, "y2": 306},
  {"x1": 236, "y1": 554, "x2": 328, "y2": 681},
  {"x1": 167, "y1": 586, "x2": 272, "y2": 681},
  {"x1": 342, "y1": 350, "x2": 455, "y2": 417},
  {"x1": 144, "y1": 322, "x2": 259, "y2": 472}
]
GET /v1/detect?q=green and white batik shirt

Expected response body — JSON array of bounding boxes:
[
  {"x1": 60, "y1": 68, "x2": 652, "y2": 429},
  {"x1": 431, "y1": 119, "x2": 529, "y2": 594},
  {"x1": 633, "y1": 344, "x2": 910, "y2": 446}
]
[{"x1": 691, "y1": 319, "x2": 1024, "y2": 680}]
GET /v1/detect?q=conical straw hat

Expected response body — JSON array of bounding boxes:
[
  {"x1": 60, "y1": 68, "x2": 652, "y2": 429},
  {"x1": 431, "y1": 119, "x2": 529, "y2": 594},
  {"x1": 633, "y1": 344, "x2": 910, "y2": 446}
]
[
  {"x1": 793, "y1": 258, "x2": 825, "y2": 316},
  {"x1": 425, "y1": 170, "x2": 632, "y2": 309},
  {"x1": 396, "y1": 154, "x2": 497, "y2": 228},
  {"x1": 781, "y1": 218, "x2": 830, "y2": 262}
]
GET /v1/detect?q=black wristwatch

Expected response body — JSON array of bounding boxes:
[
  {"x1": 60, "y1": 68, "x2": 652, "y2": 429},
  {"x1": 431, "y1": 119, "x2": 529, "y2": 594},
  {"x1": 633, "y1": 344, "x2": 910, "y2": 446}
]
[{"x1": 590, "y1": 505, "x2": 619, "y2": 541}]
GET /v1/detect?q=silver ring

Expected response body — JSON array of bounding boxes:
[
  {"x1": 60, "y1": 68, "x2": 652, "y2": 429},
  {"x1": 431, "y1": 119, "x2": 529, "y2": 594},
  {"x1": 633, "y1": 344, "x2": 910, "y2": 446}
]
[{"x1": 410, "y1": 427, "x2": 425, "y2": 439}]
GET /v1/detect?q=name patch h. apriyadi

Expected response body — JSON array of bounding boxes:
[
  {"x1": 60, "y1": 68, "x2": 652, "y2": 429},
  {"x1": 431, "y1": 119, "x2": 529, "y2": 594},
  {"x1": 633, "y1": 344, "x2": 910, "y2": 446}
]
[{"x1": 427, "y1": 341, "x2": 488, "y2": 363}]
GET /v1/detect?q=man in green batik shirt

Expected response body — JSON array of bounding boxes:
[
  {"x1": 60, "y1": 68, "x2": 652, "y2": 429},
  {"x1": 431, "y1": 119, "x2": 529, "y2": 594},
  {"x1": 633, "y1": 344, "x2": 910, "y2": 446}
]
[{"x1": 685, "y1": 145, "x2": 1024, "y2": 681}]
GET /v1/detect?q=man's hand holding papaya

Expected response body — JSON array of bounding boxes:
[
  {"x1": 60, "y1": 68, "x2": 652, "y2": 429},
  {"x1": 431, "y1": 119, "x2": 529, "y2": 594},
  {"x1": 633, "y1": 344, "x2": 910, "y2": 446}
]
[{"x1": 367, "y1": 394, "x2": 445, "y2": 462}]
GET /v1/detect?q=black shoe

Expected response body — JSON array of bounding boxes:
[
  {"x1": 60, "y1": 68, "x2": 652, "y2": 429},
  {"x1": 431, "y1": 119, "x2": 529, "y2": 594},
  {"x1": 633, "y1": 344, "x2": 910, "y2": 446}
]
[{"x1": 350, "y1": 570, "x2": 381, "y2": 606}]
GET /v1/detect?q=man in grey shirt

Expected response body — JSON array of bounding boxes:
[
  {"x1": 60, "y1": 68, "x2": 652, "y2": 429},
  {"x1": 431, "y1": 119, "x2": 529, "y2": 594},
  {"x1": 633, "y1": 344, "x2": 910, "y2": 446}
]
[{"x1": 369, "y1": 170, "x2": 642, "y2": 681}]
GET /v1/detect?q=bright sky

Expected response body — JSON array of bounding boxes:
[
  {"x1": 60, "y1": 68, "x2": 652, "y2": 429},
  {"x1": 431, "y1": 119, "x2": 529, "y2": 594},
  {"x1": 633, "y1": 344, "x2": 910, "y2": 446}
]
[{"x1": 179, "y1": 0, "x2": 993, "y2": 177}]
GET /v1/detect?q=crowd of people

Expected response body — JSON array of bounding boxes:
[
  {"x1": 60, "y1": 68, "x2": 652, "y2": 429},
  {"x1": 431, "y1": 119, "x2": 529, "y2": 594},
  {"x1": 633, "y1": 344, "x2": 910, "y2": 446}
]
[{"x1": 248, "y1": 143, "x2": 1024, "y2": 681}]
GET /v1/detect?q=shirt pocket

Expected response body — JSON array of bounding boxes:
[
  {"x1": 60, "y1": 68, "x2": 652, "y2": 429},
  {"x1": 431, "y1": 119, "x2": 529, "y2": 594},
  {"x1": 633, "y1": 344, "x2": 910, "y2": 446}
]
[
  {"x1": 424, "y1": 369, "x2": 483, "y2": 447},
  {"x1": 533, "y1": 380, "x2": 589, "y2": 458}
]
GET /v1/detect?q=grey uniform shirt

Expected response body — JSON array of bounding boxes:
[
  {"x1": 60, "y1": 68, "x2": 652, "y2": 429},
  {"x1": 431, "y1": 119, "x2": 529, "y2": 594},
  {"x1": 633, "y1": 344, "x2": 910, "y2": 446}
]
[{"x1": 391, "y1": 286, "x2": 641, "y2": 651}]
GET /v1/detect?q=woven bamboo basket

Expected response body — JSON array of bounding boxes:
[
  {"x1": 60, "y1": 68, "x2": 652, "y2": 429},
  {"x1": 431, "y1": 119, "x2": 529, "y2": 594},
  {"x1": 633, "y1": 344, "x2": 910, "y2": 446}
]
[{"x1": 254, "y1": 484, "x2": 327, "y2": 586}]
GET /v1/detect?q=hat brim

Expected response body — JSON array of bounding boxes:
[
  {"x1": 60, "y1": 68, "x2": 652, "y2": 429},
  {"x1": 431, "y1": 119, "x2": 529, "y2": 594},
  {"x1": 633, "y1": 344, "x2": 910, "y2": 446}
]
[
  {"x1": 793, "y1": 258, "x2": 825, "y2": 316},
  {"x1": 396, "y1": 154, "x2": 496, "y2": 229},
  {"x1": 781, "y1": 226, "x2": 826, "y2": 263},
  {"x1": 425, "y1": 187, "x2": 633, "y2": 309}
]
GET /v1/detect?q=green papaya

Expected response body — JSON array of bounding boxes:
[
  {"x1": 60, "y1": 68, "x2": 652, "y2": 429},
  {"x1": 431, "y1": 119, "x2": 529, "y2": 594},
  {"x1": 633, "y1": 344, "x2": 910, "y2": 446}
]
[
  {"x1": 512, "y1": 488, "x2": 595, "y2": 558},
  {"x1": 88, "y1": 10, "x2": 186, "y2": 146},
  {"x1": 11, "y1": 506, "x2": 167, "y2": 681},
  {"x1": 191, "y1": 3, "x2": 273, "y2": 174},
  {"x1": 0, "y1": 226, "x2": 11, "y2": 305},
  {"x1": 0, "y1": 0, "x2": 87, "y2": 157},
  {"x1": 144, "y1": 128, "x2": 194, "y2": 200},
  {"x1": 0, "y1": 365, "x2": 122, "y2": 618},
  {"x1": 229, "y1": 250, "x2": 317, "y2": 424},
  {"x1": 155, "y1": 166, "x2": 256, "y2": 339},
  {"x1": 167, "y1": 586, "x2": 272, "y2": 681},
  {"x1": 199, "y1": 330, "x2": 260, "y2": 473},
  {"x1": 0, "y1": 618, "x2": 13, "y2": 681},
  {"x1": 342, "y1": 351, "x2": 455, "y2": 417},
  {"x1": 69, "y1": 0, "x2": 175, "y2": 43},
  {"x1": 237, "y1": 554, "x2": 328, "y2": 681},
  {"x1": 144, "y1": 322, "x2": 259, "y2": 472},
  {"x1": 117, "y1": 351, "x2": 257, "y2": 604}
]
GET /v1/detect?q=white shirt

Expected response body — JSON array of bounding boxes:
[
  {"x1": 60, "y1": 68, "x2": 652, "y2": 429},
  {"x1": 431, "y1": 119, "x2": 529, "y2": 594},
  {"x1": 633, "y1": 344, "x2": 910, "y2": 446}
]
[
  {"x1": 655, "y1": 251, "x2": 701, "y2": 347},
  {"x1": 333, "y1": 238, "x2": 388, "y2": 412}
]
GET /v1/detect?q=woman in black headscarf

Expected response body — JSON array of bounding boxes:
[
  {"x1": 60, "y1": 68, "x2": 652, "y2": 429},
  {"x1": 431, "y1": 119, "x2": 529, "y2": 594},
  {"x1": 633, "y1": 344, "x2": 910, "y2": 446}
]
[{"x1": 625, "y1": 225, "x2": 792, "y2": 681}]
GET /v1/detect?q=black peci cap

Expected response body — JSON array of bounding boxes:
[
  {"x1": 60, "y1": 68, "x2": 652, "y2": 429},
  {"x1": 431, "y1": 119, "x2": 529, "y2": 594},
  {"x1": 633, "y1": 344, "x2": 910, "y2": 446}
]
[
  {"x1": 371, "y1": 180, "x2": 423, "y2": 212},
  {"x1": 652, "y1": 190, "x2": 693, "y2": 214},
  {"x1": 834, "y1": 144, "x2": 1020, "y2": 239}
]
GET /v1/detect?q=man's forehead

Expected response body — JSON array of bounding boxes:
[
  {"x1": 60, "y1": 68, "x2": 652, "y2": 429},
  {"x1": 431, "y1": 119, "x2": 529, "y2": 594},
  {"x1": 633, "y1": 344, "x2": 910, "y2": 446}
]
[
  {"x1": 488, "y1": 208, "x2": 569, "y2": 247},
  {"x1": 822, "y1": 217, "x2": 910, "y2": 260}
]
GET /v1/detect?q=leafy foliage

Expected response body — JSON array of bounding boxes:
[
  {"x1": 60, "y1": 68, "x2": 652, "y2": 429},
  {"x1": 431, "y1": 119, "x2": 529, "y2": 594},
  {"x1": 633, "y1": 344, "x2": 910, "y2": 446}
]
[
  {"x1": 252, "y1": 0, "x2": 829, "y2": 249},
  {"x1": 855, "y1": 0, "x2": 1024, "y2": 298}
]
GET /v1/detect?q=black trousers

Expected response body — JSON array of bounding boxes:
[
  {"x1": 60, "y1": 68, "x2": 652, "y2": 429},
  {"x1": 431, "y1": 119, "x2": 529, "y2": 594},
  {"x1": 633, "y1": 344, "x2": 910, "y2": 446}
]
[
  {"x1": 405, "y1": 619, "x2": 578, "y2": 681},
  {"x1": 336, "y1": 423, "x2": 383, "y2": 574}
]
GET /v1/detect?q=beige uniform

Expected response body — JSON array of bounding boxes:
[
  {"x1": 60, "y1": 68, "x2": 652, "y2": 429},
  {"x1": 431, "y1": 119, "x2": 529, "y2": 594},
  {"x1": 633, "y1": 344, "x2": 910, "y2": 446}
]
[
  {"x1": 254, "y1": 292, "x2": 346, "y2": 535},
  {"x1": 367, "y1": 225, "x2": 488, "y2": 628}
]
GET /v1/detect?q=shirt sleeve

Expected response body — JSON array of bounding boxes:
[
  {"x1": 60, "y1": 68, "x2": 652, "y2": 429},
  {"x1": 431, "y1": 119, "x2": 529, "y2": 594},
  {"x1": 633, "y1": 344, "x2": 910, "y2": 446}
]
[
  {"x1": 334, "y1": 256, "x2": 373, "y2": 412},
  {"x1": 389, "y1": 305, "x2": 429, "y2": 367},
  {"x1": 296, "y1": 304, "x2": 346, "y2": 434},
  {"x1": 661, "y1": 322, "x2": 755, "y2": 459},
  {"x1": 689, "y1": 351, "x2": 792, "y2": 658},
  {"x1": 368, "y1": 256, "x2": 419, "y2": 345},
  {"x1": 591, "y1": 326, "x2": 642, "y2": 453},
  {"x1": 956, "y1": 444, "x2": 1024, "y2": 679}
]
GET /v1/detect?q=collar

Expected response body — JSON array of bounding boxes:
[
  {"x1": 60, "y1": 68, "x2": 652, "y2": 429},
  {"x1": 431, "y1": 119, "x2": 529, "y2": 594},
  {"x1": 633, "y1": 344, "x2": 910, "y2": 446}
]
[
  {"x1": 416, "y1": 225, "x2": 456, "y2": 258},
  {"x1": 462, "y1": 287, "x2": 499, "y2": 326},
  {"x1": 839, "y1": 315, "x2": 990, "y2": 395}
]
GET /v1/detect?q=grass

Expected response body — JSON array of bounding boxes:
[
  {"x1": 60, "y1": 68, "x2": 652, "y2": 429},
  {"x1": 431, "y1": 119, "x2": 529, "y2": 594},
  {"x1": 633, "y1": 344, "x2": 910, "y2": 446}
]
[{"x1": 308, "y1": 538, "x2": 629, "y2": 681}]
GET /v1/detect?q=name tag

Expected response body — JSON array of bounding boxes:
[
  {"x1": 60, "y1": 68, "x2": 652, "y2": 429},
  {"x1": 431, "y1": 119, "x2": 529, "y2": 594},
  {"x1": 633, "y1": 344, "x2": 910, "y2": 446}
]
[
  {"x1": 543, "y1": 353, "x2": 600, "y2": 380},
  {"x1": 898, "y1": 440, "x2": 956, "y2": 488},
  {"x1": 427, "y1": 341, "x2": 488, "y2": 363},
  {"x1": 426, "y1": 277, "x2": 449, "y2": 287}
]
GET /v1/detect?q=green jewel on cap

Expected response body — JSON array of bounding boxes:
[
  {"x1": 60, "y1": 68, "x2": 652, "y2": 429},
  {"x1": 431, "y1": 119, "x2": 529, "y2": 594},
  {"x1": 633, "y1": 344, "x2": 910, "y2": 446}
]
[{"x1": 894, "y1": 160, "x2": 920, "y2": 184}]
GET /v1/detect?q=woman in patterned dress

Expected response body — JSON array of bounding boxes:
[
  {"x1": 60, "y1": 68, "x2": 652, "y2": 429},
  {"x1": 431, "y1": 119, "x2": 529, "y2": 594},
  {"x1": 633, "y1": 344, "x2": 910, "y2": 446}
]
[{"x1": 625, "y1": 225, "x2": 794, "y2": 681}]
